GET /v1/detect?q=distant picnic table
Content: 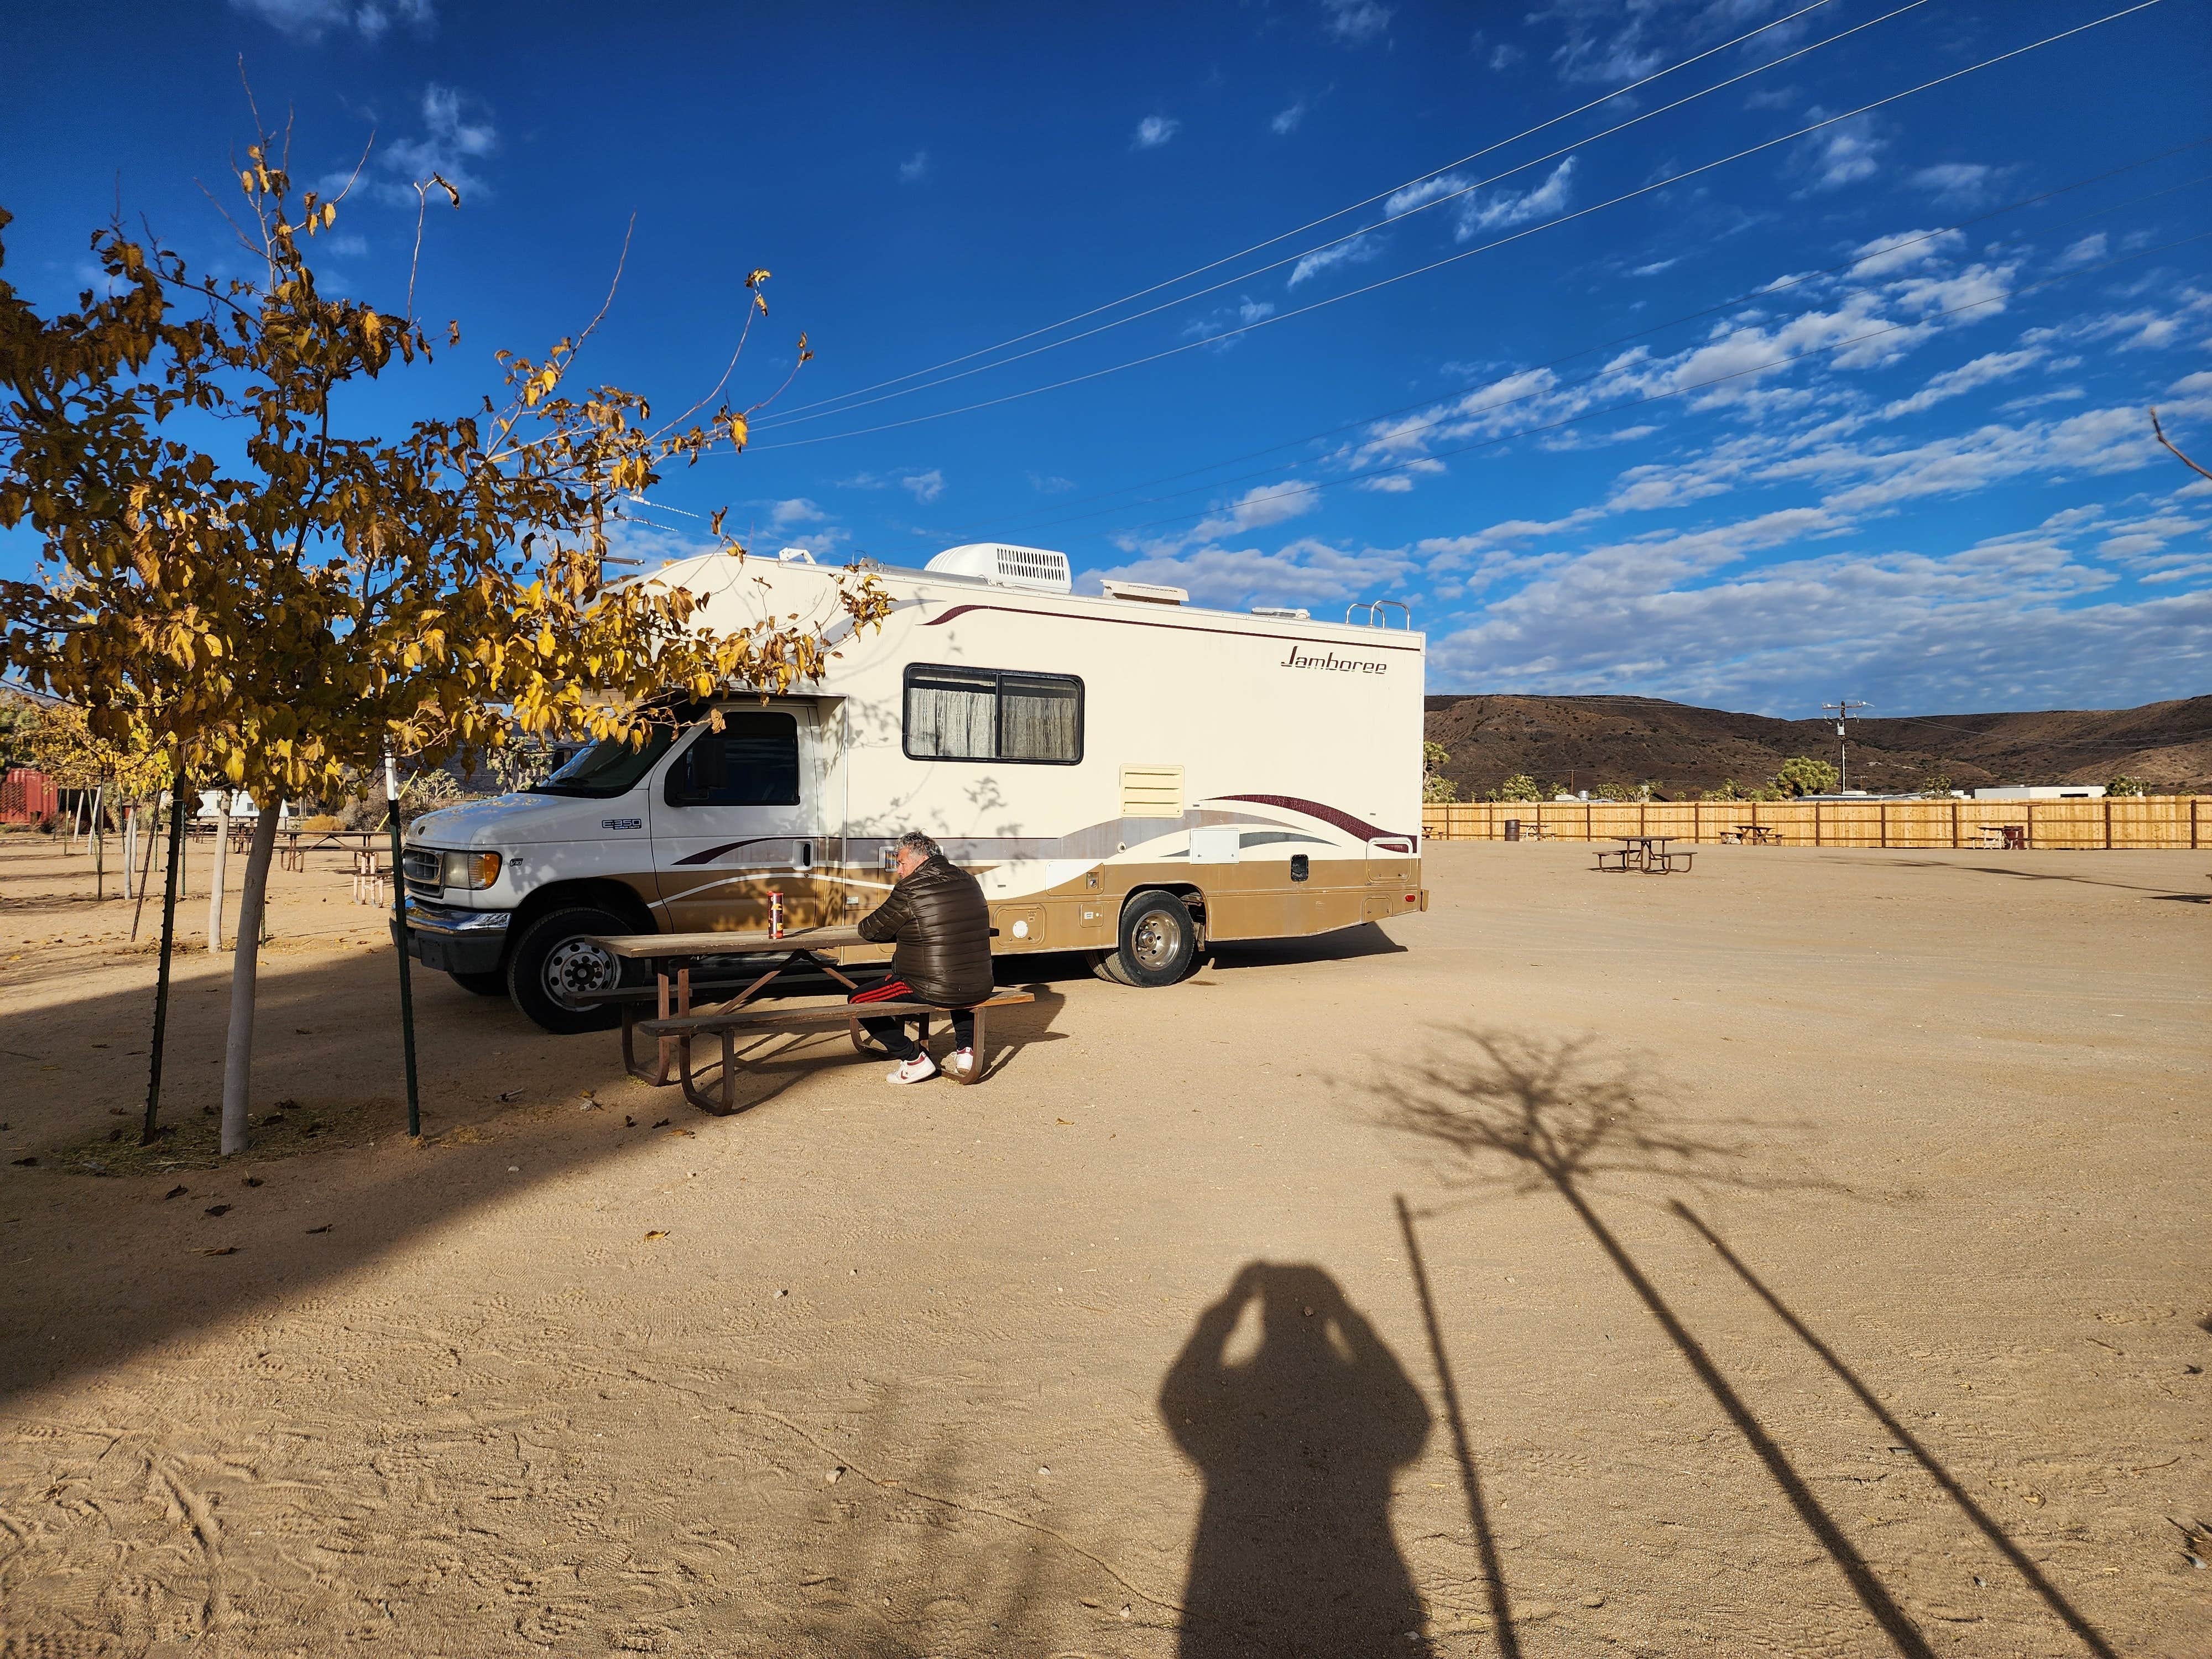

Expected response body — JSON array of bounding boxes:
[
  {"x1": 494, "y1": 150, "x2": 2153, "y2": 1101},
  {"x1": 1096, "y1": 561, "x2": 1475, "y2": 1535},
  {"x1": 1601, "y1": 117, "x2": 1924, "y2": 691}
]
[
  {"x1": 583, "y1": 926, "x2": 1030, "y2": 1113},
  {"x1": 1718, "y1": 825, "x2": 1781, "y2": 846},
  {"x1": 1594, "y1": 834, "x2": 1695, "y2": 874}
]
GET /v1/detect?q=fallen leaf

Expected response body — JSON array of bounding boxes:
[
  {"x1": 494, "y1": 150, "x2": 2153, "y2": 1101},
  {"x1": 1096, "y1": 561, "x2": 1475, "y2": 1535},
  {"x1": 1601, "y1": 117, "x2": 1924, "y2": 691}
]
[
  {"x1": 1055, "y1": 1118, "x2": 1073, "y2": 1126},
  {"x1": 11, "y1": 1155, "x2": 38, "y2": 1166},
  {"x1": 624, "y1": 1115, "x2": 637, "y2": 1128},
  {"x1": 204, "y1": 1204, "x2": 231, "y2": 1217},
  {"x1": 165, "y1": 1185, "x2": 187, "y2": 1200},
  {"x1": 644, "y1": 1230, "x2": 667, "y2": 1241},
  {"x1": 306, "y1": 1224, "x2": 332, "y2": 1235},
  {"x1": 653, "y1": 1118, "x2": 671, "y2": 1129},
  {"x1": 667, "y1": 1128, "x2": 695, "y2": 1138},
  {"x1": 826, "y1": 1466, "x2": 844, "y2": 1484},
  {"x1": 498, "y1": 1088, "x2": 524, "y2": 1102},
  {"x1": 242, "y1": 1176, "x2": 263, "y2": 1187},
  {"x1": 200, "y1": 1245, "x2": 237, "y2": 1256}
]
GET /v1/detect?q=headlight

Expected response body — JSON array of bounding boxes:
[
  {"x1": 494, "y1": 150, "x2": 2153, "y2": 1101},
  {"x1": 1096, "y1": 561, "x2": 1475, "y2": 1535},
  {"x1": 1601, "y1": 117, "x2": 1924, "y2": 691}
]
[{"x1": 441, "y1": 850, "x2": 503, "y2": 890}]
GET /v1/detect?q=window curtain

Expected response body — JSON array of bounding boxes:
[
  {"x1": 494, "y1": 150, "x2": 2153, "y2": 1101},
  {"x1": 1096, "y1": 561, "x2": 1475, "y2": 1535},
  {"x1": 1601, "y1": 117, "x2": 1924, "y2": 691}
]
[
  {"x1": 906, "y1": 671, "x2": 997, "y2": 758},
  {"x1": 1000, "y1": 675, "x2": 1079, "y2": 761}
]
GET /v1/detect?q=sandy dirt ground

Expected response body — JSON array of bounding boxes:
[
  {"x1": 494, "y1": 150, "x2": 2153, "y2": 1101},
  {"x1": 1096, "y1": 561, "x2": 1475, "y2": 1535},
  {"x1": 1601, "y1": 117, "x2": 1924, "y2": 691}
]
[{"x1": 0, "y1": 828, "x2": 2206, "y2": 1658}]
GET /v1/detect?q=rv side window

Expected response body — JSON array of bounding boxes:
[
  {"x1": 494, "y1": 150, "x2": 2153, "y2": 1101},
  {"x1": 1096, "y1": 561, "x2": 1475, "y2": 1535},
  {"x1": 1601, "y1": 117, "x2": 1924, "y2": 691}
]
[
  {"x1": 903, "y1": 665, "x2": 1083, "y2": 765},
  {"x1": 665, "y1": 712, "x2": 802, "y2": 807}
]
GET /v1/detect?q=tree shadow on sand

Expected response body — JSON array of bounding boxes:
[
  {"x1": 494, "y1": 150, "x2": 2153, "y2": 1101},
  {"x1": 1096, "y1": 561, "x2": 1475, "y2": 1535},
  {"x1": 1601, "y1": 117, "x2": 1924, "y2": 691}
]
[
  {"x1": 1363, "y1": 1025, "x2": 1943, "y2": 1659},
  {"x1": 1160, "y1": 1260, "x2": 1434, "y2": 1659}
]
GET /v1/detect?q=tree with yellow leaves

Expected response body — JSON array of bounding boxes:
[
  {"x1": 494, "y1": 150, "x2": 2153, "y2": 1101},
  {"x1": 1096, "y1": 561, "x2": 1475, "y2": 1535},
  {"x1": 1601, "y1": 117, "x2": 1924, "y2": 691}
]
[{"x1": 0, "y1": 121, "x2": 886, "y2": 1155}]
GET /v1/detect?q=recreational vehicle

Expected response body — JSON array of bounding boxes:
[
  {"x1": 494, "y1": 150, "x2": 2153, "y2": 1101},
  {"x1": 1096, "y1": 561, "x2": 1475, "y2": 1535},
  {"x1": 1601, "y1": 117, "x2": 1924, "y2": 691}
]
[{"x1": 400, "y1": 544, "x2": 1427, "y2": 1032}]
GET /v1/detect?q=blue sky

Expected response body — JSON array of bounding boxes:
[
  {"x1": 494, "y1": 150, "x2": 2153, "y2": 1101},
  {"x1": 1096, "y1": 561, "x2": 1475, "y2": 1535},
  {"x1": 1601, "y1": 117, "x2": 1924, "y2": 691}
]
[{"x1": 4, "y1": 0, "x2": 2209, "y2": 717}]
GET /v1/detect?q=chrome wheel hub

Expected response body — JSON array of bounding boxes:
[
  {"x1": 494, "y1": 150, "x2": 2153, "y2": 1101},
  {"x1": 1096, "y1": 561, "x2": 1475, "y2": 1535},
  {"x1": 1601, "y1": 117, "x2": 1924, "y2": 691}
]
[
  {"x1": 1132, "y1": 910, "x2": 1184, "y2": 971},
  {"x1": 542, "y1": 937, "x2": 619, "y2": 1008}
]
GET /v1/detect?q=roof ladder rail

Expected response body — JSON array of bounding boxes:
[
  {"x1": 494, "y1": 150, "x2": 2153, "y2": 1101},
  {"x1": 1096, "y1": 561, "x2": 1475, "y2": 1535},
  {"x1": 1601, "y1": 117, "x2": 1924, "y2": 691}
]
[{"x1": 1345, "y1": 598, "x2": 1412, "y2": 629}]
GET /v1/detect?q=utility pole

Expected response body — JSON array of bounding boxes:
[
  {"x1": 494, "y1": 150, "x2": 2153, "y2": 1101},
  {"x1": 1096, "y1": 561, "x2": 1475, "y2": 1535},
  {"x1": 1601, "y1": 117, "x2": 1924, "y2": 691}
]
[{"x1": 1822, "y1": 699, "x2": 1871, "y2": 792}]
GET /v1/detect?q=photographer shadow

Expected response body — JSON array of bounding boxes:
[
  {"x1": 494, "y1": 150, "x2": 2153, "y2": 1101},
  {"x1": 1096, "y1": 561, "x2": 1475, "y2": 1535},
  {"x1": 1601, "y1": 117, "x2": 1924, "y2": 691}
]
[{"x1": 1160, "y1": 1261, "x2": 1434, "y2": 1659}]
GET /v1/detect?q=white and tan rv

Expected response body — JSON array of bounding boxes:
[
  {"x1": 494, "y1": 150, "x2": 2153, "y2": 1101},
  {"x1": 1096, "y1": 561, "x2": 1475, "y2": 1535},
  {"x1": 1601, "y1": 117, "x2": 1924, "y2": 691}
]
[{"x1": 401, "y1": 543, "x2": 1426, "y2": 1032}]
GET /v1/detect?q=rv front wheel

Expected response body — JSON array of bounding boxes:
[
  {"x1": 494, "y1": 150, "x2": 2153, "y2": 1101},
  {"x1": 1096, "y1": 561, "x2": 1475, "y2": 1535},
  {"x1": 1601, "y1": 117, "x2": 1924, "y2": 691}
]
[
  {"x1": 507, "y1": 905, "x2": 635, "y2": 1034},
  {"x1": 1108, "y1": 891, "x2": 1197, "y2": 988}
]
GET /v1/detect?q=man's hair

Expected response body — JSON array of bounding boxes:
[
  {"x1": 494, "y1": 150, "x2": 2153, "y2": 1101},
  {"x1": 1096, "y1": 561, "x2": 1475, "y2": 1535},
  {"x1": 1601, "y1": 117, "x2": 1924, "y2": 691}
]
[{"x1": 895, "y1": 831, "x2": 942, "y2": 862}]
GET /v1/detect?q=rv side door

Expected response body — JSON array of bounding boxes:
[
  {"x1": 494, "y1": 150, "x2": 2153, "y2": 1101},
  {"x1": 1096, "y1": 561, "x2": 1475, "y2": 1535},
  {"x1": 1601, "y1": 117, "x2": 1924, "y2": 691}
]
[{"x1": 649, "y1": 705, "x2": 827, "y2": 934}]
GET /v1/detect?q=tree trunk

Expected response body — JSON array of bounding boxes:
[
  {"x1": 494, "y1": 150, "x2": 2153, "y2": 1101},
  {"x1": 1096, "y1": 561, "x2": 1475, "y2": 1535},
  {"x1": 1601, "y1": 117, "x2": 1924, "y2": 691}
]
[
  {"x1": 207, "y1": 801, "x2": 229, "y2": 952},
  {"x1": 220, "y1": 807, "x2": 284, "y2": 1157}
]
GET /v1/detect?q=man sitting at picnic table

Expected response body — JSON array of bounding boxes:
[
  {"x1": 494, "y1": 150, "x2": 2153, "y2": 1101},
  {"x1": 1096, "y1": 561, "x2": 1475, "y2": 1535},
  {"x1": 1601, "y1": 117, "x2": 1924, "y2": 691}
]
[{"x1": 848, "y1": 831, "x2": 995, "y2": 1085}]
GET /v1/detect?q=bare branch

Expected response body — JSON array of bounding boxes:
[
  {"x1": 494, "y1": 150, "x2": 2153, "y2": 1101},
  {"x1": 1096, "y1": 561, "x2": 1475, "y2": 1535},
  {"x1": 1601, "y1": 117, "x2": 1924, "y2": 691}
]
[
  {"x1": 327, "y1": 128, "x2": 377, "y2": 207},
  {"x1": 2150, "y1": 406, "x2": 2212, "y2": 482}
]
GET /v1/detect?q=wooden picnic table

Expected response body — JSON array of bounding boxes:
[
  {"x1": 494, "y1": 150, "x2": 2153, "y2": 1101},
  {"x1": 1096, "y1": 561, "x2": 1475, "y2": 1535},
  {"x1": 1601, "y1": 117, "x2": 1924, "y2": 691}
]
[
  {"x1": 1718, "y1": 825, "x2": 1781, "y2": 846},
  {"x1": 1595, "y1": 834, "x2": 1694, "y2": 874},
  {"x1": 587, "y1": 926, "x2": 1034, "y2": 1112},
  {"x1": 586, "y1": 926, "x2": 875, "y2": 1086}
]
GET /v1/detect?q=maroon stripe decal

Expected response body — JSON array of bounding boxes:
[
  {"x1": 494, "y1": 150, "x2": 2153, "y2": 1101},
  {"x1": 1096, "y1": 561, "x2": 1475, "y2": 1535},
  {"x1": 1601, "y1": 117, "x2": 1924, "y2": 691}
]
[
  {"x1": 1217, "y1": 794, "x2": 1415, "y2": 846},
  {"x1": 675, "y1": 836, "x2": 789, "y2": 867},
  {"x1": 921, "y1": 603, "x2": 1421, "y2": 653}
]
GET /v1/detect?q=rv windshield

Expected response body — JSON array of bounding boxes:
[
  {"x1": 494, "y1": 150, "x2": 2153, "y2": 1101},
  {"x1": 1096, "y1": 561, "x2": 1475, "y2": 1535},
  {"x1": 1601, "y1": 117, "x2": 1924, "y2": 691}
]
[{"x1": 527, "y1": 726, "x2": 675, "y2": 799}]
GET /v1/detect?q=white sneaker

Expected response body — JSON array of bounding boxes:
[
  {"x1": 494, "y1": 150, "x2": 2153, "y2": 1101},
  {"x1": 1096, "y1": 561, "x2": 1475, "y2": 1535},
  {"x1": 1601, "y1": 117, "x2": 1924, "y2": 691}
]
[
  {"x1": 951, "y1": 1047, "x2": 976, "y2": 1077},
  {"x1": 887, "y1": 1056, "x2": 938, "y2": 1086}
]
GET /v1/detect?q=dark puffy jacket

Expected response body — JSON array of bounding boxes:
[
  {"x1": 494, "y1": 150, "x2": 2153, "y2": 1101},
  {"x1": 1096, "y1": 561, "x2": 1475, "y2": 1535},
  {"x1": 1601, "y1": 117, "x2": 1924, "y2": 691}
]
[{"x1": 857, "y1": 854, "x2": 994, "y2": 1006}]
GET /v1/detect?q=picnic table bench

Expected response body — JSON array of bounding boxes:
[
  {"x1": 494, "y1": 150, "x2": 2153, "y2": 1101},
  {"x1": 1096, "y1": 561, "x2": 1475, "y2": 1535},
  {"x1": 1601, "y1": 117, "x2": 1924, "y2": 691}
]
[
  {"x1": 1595, "y1": 834, "x2": 1694, "y2": 874},
  {"x1": 1718, "y1": 825, "x2": 1780, "y2": 846},
  {"x1": 1974, "y1": 825, "x2": 2027, "y2": 850},
  {"x1": 582, "y1": 926, "x2": 1026, "y2": 1112}
]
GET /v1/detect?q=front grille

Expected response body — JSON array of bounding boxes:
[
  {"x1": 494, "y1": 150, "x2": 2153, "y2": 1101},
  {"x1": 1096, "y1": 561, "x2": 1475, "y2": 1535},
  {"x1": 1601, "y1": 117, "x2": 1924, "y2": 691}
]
[{"x1": 403, "y1": 848, "x2": 441, "y2": 892}]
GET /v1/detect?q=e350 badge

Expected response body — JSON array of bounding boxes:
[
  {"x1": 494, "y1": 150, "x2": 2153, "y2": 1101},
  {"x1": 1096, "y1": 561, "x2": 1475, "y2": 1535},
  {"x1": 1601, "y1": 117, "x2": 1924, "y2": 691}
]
[{"x1": 600, "y1": 817, "x2": 644, "y2": 831}]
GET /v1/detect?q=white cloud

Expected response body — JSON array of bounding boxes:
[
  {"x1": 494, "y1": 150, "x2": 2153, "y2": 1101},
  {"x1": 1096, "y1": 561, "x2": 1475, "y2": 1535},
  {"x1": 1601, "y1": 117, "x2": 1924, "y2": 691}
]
[
  {"x1": 1909, "y1": 162, "x2": 1996, "y2": 205},
  {"x1": 1631, "y1": 257, "x2": 1679, "y2": 278},
  {"x1": 1880, "y1": 349, "x2": 2042, "y2": 420},
  {"x1": 1797, "y1": 114, "x2": 1884, "y2": 193},
  {"x1": 900, "y1": 469, "x2": 945, "y2": 505},
  {"x1": 1744, "y1": 85, "x2": 1796, "y2": 111},
  {"x1": 1288, "y1": 233, "x2": 1385, "y2": 288},
  {"x1": 1271, "y1": 100, "x2": 1307, "y2": 135},
  {"x1": 1847, "y1": 229, "x2": 1962, "y2": 281},
  {"x1": 898, "y1": 150, "x2": 930, "y2": 183},
  {"x1": 229, "y1": 0, "x2": 432, "y2": 41},
  {"x1": 1485, "y1": 40, "x2": 1525, "y2": 71},
  {"x1": 1455, "y1": 157, "x2": 1575, "y2": 239},
  {"x1": 1027, "y1": 473, "x2": 1076, "y2": 494},
  {"x1": 2056, "y1": 232, "x2": 2108, "y2": 269},
  {"x1": 1321, "y1": 0, "x2": 1392, "y2": 46},
  {"x1": 1094, "y1": 535, "x2": 1415, "y2": 610},
  {"x1": 1533, "y1": 0, "x2": 1812, "y2": 86},
  {"x1": 1181, "y1": 295, "x2": 1277, "y2": 350},
  {"x1": 1133, "y1": 115, "x2": 1181, "y2": 150},
  {"x1": 770, "y1": 498, "x2": 825, "y2": 528},
  {"x1": 368, "y1": 84, "x2": 497, "y2": 205}
]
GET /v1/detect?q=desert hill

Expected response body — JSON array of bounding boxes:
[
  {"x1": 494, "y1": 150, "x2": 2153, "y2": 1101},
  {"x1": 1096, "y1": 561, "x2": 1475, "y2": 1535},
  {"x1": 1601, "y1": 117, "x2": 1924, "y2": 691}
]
[{"x1": 1422, "y1": 692, "x2": 2212, "y2": 800}]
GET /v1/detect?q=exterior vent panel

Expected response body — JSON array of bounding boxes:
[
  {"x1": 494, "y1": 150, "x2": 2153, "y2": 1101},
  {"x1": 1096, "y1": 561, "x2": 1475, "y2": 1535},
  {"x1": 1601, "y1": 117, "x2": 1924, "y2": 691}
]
[{"x1": 925, "y1": 541, "x2": 1073, "y2": 594}]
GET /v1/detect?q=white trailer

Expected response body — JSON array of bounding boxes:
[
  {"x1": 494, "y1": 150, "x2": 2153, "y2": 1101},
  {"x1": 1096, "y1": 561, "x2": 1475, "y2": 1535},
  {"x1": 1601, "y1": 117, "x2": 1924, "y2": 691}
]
[{"x1": 402, "y1": 543, "x2": 1426, "y2": 1031}]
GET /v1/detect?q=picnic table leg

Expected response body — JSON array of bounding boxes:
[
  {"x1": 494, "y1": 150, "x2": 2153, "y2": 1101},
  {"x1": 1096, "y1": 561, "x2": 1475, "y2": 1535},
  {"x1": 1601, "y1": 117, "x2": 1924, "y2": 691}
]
[{"x1": 679, "y1": 1025, "x2": 740, "y2": 1115}]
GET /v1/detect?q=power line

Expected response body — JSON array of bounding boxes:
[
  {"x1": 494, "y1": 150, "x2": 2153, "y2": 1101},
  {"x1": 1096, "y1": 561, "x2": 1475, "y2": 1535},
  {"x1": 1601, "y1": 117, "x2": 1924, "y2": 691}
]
[
  {"x1": 755, "y1": 0, "x2": 1929, "y2": 435},
  {"x1": 762, "y1": 1, "x2": 1844, "y2": 426},
  {"x1": 954, "y1": 155, "x2": 2212, "y2": 541},
  {"x1": 749, "y1": 0, "x2": 2170, "y2": 453}
]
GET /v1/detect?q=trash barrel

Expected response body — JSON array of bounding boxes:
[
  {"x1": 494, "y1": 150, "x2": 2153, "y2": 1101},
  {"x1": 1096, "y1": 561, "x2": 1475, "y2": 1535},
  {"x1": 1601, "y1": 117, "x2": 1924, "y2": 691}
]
[{"x1": 1504, "y1": 818, "x2": 1521, "y2": 842}]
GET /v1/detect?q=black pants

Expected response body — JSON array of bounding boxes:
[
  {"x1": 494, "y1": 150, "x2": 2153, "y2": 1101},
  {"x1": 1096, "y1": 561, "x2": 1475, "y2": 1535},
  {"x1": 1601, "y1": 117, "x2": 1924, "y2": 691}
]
[{"x1": 849, "y1": 979, "x2": 973, "y2": 1063}]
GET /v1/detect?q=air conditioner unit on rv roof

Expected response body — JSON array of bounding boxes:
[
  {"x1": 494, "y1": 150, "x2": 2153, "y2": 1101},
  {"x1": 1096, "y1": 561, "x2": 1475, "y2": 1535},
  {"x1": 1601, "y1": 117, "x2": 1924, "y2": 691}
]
[{"x1": 925, "y1": 542, "x2": 1072, "y2": 594}]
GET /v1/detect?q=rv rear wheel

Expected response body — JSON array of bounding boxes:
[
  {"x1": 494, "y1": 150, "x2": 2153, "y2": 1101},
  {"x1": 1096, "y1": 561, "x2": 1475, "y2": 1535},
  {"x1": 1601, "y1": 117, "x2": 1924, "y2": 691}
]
[
  {"x1": 1106, "y1": 891, "x2": 1197, "y2": 988},
  {"x1": 507, "y1": 905, "x2": 636, "y2": 1034}
]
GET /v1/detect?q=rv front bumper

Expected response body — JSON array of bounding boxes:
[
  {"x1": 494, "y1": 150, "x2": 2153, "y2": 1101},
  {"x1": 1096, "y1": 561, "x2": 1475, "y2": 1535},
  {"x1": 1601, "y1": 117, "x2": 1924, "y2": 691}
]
[{"x1": 403, "y1": 899, "x2": 512, "y2": 977}]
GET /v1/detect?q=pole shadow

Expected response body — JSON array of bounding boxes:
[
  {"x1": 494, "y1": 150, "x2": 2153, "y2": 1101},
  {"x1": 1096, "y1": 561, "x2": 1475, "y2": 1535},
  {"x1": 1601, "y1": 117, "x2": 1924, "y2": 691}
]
[
  {"x1": 1160, "y1": 1261, "x2": 1434, "y2": 1658},
  {"x1": 1671, "y1": 1201, "x2": 2119, "y2": 1659},
  {"x1": 1364, "y1": 1024, "x2": 1937, "y2": 1659}
]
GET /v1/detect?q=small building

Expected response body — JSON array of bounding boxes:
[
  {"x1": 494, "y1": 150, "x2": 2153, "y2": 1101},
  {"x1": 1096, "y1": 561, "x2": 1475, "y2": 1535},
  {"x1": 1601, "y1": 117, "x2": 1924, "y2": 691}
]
[{"x1": 1971, "y1": 785, "x2": 2106, "y2": 801}]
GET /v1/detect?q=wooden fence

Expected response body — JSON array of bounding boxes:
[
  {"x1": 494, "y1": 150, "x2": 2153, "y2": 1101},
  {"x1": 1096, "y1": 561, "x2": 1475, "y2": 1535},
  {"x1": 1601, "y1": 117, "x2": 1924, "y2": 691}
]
[{"x1": 1421, "y1": 795, "x2": 2210, "y2": 851}]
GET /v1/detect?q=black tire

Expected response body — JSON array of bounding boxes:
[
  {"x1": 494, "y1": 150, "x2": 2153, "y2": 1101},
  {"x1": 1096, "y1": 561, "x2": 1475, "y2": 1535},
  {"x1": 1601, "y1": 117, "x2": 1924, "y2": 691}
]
[
  {"x1": 1087, "y1": 949, "x2": 1133, "y2": 986},
  {"x1": 505, "y1": 906, "x2": 638, "y2": 1034},
  {"x1": 449, "y1": 968, "x2": 508, "y2": 997},
  {"x1": 1110, "y1": 891, "x2": 1197, "y2": 988}
]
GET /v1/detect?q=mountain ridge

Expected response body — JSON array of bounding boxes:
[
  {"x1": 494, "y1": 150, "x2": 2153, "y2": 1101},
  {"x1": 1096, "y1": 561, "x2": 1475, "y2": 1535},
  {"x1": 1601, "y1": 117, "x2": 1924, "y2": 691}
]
[{"x1": 1421, "y1": 693, "x2": 2212, "y2": 800}]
